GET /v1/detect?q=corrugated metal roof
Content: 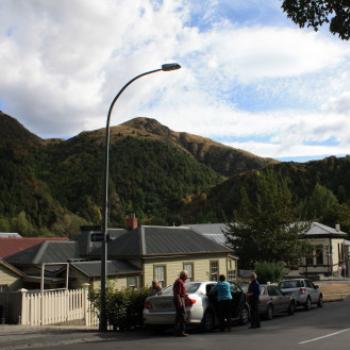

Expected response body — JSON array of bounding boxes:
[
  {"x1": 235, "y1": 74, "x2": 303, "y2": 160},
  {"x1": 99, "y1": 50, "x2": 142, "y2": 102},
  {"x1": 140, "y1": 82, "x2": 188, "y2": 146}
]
[
  {"x1": 304, "y1": 222, "x2": 348, "y2": 236},
  {"x1": 0, "y1": 236, "x2": 68, "y2": 258},
  {"x1": 71, "y1": 260, "x2": 140, "y2": 277},
  {"x1": 6, "y1": 241, "x2": 79, "y2": 265},
  {"x1": 107, "y1": 225, "x2": 231, "y2": 257}
]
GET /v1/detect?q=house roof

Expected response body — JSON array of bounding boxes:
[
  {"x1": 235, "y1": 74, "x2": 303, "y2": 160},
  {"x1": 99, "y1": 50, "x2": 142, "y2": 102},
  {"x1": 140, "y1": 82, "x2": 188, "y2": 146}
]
[
  {"x1": 0, "y1": 236, "x2": 68, "y2": 258},
  {"x1": 0, "y1": 259, "x2": 24, "y2": 276},
  {"x1": 0, "y1": 232, "x2": 22, "y2": 238},
  {"x1": 187, "y1": 223, "x2": 228, "y2": 247},
  {"x1": 6, "y1": 241, "x2": 79, "y2": 266},
  {"x1": 102, "y1": 225, "x2": 232, "y2": 258},
  {"x1": 71, "y1": 260, "x2": 140, "y2": 278},
  {"x1": 303, "y1": 222, "x2": 348, "y2": 238}
]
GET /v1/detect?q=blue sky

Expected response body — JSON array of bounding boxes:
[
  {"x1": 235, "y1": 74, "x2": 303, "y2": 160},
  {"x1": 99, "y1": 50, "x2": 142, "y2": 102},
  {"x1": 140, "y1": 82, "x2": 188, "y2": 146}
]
[{"x1": 0, "y1": 0, "x2": 349, "y2": 162}]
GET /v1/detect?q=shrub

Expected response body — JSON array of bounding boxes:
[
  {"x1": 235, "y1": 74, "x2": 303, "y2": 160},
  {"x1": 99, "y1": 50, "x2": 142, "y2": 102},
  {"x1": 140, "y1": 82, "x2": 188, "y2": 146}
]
[
  {"x1": 255, "y1": 261, "x2": 286, "y2": 284},
  {"x1": 89, "y1": 286, "x2": 149, "y2": 331}
]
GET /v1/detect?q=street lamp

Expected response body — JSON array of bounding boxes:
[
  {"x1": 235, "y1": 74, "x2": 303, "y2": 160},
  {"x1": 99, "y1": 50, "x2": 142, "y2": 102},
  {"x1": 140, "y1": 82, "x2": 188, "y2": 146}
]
[{"x1": 100, "y1": 63, "x2": 181, "y2": 332}]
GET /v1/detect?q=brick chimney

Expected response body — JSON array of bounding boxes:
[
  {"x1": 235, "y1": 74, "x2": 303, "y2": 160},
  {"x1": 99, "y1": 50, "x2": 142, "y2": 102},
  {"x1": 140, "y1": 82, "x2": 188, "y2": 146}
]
[
  {"x1": 126, "y1": 213, "x2": 138, "y2": 230},
  {"x1": 335, "y1": 223, "x2": 341, "y2": 232}
]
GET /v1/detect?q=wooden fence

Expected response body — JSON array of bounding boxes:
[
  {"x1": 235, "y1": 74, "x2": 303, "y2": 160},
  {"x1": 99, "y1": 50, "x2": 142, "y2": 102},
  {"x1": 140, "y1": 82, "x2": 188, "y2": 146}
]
[{"x1": 0, "y1": 287, "x2": 99, "y2": 326}]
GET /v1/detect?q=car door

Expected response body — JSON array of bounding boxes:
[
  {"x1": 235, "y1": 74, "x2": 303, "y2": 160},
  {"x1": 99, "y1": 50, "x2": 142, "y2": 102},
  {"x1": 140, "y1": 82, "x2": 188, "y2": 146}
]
[
  {"x1": 307, "y1": 280, "x2": 319, "y2": 303},
  {"x1": 231, "y1": 282, "x2": 243, "y2": 317},
  {"x1": 267, "y1": 286, "x2": 284, "y2": 314}
]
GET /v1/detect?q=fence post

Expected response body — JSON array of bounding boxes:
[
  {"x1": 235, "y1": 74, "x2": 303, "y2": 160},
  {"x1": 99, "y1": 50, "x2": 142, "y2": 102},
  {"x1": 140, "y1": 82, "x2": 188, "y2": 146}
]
[
  {"x1": 19, "y1": 288, "x2": 28, "y2": 325},
  {"x1": 82, "y1": 283, "x2": 90, "y2": 326}
]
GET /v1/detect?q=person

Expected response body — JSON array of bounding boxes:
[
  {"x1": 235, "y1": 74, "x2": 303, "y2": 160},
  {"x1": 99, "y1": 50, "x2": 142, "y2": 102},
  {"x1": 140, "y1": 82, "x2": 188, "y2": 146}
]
[
  {"x1": 212, "y1": 274, "x2": 233, "y2": 331},
  {"x1": 173, "y1": 270, "x2": 189, "y2": 336},
  {"x1": 149, "y1": 280, "x2": 162, "y2": 296},
  {"x1": 247, "y1": 272, "x2": 261, "y2": 329}
]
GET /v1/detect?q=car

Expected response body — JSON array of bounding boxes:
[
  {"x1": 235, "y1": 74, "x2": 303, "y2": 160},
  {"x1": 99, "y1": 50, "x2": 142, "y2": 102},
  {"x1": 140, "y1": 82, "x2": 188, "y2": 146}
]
[
  {"x1": 259, "y1": 284, "x2": 296, "y2": 320},
  {"x1": 278, "y1": 279, "x2": 323, "y2": 310},
  {"x1": 143, "y1": 281, "x2": 250, "y2": 331}
]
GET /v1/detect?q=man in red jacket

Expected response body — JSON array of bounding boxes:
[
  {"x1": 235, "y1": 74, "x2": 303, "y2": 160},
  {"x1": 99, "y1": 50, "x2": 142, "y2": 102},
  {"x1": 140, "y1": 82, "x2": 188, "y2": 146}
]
[{"x1": 173, "y1": 270, "x2": 189, "y2": 336}]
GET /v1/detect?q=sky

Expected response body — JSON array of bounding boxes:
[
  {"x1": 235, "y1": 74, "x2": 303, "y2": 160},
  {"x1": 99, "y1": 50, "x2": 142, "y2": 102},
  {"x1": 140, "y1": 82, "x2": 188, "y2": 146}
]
[{"x1": 0, "y1": 0, "x2": 349, "y2": 162}]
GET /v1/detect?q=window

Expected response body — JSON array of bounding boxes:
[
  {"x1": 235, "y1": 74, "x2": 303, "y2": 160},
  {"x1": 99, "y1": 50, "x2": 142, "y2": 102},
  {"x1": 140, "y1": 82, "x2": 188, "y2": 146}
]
[
  {"x1": 209, "y1": 260, "x2": 219, "y2": 281},
  {"x1": 279, "y1": 280, "x2": 301, "y2": 289},
  {"x1": 127, "y1": 276, "x2": 139, "y2": 289},
  {"x1": 153, "y1": 265, "x2": 166, "y2": 287},
  {"x1": 227, "y1": 269, "x2": 236, "y2": 282},
  {"x1": 183, "y1": 262, "x2": 194, "y2": 281},
  {"x1": 316, "y1": 245, "x2": 324, "y2": 265},
  {"x1": 306, "y1": 249, "x2": 314, "y2": 266}
]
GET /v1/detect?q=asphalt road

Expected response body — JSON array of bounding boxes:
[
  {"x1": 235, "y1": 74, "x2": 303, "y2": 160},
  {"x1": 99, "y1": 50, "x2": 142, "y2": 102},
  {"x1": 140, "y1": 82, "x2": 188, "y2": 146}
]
[{"x1": 30, "y1": 299, "x2": 350, "y2": 350}]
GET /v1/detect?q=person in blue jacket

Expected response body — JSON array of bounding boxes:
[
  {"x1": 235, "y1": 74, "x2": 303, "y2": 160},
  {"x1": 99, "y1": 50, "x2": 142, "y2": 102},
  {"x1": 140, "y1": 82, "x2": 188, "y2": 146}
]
[{"x1": 212, "y1": 274, "x2": 233, "y2": 331}]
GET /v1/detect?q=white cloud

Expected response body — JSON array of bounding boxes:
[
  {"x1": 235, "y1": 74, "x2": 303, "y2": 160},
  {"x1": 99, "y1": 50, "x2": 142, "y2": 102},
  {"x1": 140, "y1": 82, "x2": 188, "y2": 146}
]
[{"x1": 0, "y1": 0, "x2": 349, "y2": 160}]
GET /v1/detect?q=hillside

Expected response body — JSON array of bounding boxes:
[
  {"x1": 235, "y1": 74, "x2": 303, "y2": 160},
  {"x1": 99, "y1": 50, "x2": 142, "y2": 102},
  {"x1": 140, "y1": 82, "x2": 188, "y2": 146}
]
[
  {"x1": 1, "y1": 112, "x2": 348, "y2": 237},
  {"x1": 182, "y1": 156, "x2": 350, "y2": 224},
  {"x1": 115, "y1": 117, "x2": 277, "y2": 177},
  {"x1": 1, "y1": 113, "x2": 273, "y2": 235}
]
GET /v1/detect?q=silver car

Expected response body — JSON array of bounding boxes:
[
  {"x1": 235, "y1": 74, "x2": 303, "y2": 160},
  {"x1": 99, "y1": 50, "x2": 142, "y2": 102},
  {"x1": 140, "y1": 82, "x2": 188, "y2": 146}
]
[
  {"x1": 279, "y1": 279, "x2": 323, "y2": 310},
  {"x1": 259, "y1": 284, "x2": 296, "y2": 320},
  {"x1": 143, "y1": 281, "x2": 250, "y2": 331}
]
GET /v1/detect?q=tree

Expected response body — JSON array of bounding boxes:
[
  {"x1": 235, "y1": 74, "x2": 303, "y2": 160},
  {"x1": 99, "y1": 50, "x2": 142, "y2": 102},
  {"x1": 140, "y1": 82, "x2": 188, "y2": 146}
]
[
  {"x1": 304, "y1": 183, "x2": 339, "y2": 222},
  {"x1": 282, "y1": 0, "x2": 350, "y2": 40},
  {"x1": 224, "y1": 170, "x2": 306, "y2": 268}
]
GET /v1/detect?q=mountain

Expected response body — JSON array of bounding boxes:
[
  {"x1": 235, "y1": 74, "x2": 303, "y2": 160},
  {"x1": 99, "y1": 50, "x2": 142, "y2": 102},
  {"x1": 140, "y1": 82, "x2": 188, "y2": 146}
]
[
  {"x1": 0, "y1": 113, "x2": 274, "y2": 236},
  {"x1": 117, "y1": 117, "x2": 277, "y2": 177},
  {"x1": 2, "y1": 112, "x2": 348, "y2": 236},
  {"x1": 181, "y1": 156, "x2": 350, "y2": 224}
]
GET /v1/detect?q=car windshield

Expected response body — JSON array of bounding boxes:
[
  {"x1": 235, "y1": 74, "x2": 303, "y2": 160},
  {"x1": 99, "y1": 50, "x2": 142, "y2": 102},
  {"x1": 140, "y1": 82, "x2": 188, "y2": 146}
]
[
  {"x1": 279, "y1": 280, "x2": 301, "y2": 288},
  {"x1": 161, "y1": 282, "x2": 201, "y2": 296}
]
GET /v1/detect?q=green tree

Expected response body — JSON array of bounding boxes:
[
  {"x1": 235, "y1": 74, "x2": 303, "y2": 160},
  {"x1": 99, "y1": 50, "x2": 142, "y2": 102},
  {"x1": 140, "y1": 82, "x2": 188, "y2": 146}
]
[
  {"x1": 282, "y1": 0, "x2": 350, "y2": 40},
  {"x1": 224, "y1": 170, "x2": 306, "y2": 268},
  {"x1": 304, "y1": 183, "x2": 339, "y2": 223}
]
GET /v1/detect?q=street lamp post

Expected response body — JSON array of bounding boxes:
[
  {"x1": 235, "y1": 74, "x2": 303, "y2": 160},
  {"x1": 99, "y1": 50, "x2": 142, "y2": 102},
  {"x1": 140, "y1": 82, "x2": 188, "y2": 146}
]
[{"x1": 100, "y1": 63, "x2": 181, "y2": 332}]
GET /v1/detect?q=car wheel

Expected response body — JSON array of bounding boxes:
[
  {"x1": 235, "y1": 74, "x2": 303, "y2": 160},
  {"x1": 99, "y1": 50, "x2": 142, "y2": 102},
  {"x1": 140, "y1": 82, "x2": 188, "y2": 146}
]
[
  {"x1": 317, "y1": 295, "x2": 323, "y2": 308},
  {"x1": 239, "y1": 306, "x2": 250, "y2": 325},
  {"x1": 288, "y1": 301, "x2": 296, "y2": 315},
  {"x1": 201, "y1": 310, "x2": 215, "y2": 332},
  {"x1": 304, "y1": 297, "x2": 312, "y2": 311},
  {"x1": 266, "y1": 305, "x2": 273, "y2": 320}
]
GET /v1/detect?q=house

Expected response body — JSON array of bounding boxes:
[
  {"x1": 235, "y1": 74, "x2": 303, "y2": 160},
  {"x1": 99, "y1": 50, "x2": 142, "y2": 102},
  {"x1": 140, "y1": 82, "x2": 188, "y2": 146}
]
[
  {"x1": 6, "y1": 240, "x2": 78, "y2": 289},
  {"x1": 299, "y1": 222, "x2": 350, "y2": 278},
  {"x1": 5, "y1": 222, "x2": 237, "y2": 290},
  {"x1": 188, "y1": 222, "x2": 350, "y2": 279},
  {"x1": 0, "y1": 259, "x2": 23, "y2": 291}
]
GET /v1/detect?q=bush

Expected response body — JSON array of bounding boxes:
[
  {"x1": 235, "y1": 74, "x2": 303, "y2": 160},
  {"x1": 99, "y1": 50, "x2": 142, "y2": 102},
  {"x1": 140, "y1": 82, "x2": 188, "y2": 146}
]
[
  {"x1": 89, "y1": 286, "x2": 149, "y2": 331},
  {"x1": 255, "y1": 261, "x2": 286, "y2": 284}
]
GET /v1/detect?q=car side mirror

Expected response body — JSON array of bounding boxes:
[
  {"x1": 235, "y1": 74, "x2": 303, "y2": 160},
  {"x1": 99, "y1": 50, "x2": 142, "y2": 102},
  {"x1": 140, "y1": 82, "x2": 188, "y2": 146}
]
[{"x1": 314, "y1": 285, "x2": 319, "y2": 289}]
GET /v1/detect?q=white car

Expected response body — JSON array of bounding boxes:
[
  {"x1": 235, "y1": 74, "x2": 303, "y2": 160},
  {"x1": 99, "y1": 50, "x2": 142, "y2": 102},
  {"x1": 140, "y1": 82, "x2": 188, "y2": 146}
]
[
  {"x1": 279, "y1": 279, "x2": 323, "y2": 310},
  {"x1": 143, "y1": 281, "x2": 250, "y2": 331}
]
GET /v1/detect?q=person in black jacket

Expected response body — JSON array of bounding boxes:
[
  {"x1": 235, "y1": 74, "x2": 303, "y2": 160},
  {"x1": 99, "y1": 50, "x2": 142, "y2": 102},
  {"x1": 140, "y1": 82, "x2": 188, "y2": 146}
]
[{"x1": 247, "y1": 272, "x2": 261, "y2": 329}]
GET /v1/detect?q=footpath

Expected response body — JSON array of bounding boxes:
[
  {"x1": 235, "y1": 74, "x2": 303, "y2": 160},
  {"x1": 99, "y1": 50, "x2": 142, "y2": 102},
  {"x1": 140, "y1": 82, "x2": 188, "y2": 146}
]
[{"x1": 0, "y1": 325, "x2": 115, "y2": 350}]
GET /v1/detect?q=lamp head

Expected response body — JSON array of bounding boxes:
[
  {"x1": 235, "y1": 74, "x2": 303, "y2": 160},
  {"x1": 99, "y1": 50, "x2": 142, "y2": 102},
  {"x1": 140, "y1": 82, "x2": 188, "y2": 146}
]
[{"x1": 161, "y1": 63, "x2": 181, "y2": 71}]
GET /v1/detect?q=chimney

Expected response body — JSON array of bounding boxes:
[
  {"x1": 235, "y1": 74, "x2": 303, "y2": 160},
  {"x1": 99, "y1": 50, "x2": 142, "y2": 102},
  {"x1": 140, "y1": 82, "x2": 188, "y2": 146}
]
[
  {"x1": 126, "y1": 213, "x2": 138, "y2": 230},
  {"x1": 335, "y1": 224, "x2": 341, "y2": 232}
]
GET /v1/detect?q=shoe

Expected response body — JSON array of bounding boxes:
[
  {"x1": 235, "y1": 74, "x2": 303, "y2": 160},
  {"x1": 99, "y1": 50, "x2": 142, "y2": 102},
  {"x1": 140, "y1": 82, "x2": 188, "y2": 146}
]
[{"x1": 176, "y1": 332, "x2": 189, "y2": 337}]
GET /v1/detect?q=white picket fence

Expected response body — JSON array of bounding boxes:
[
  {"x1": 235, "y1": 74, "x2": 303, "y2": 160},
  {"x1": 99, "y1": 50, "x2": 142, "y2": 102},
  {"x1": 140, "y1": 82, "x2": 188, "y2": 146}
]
[{"x1": 18, "y1": 288, "x2": 99, "y2": 326}]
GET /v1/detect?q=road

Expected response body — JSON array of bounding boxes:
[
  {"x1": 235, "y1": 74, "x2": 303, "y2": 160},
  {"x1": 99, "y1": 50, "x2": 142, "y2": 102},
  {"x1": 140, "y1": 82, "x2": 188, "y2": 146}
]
[{"x1": 26, "y1": 299, "x2": 350, "y2": 350}]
